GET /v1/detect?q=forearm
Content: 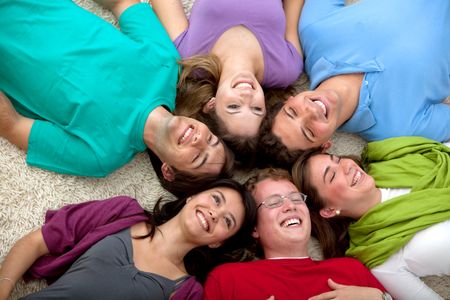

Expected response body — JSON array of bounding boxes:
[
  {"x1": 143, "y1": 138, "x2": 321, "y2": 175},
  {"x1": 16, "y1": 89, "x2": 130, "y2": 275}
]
[
  {"x1": 0, "y1": 229, "x2": 49, "y2": 300},
  {"x1": 150, "y1": 0, "x2": 188, "y2": 40},
  {"x1": 283, "y1": 0, "x2": 304, "y2": 56},
  {"x1": 0, "y1": 91, "x2": 33, "y2": 151}
]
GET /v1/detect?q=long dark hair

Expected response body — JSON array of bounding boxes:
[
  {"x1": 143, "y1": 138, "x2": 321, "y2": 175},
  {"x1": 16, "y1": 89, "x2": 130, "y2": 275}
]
[
  {"x1": 147, "y1": 143, "x2": 235, "y2": 198},
  {"x1": 291, "y1": 149, "x2": 352, "y2": 258},
  {"x1": 136, "y1": 178, "x2": 257, "y2": 283}
]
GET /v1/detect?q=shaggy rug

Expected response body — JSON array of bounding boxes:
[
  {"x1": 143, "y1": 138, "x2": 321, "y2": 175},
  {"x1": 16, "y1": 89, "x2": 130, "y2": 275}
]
[{"x1": 0, "y1": 0, "x2": 448, "y2": 299}]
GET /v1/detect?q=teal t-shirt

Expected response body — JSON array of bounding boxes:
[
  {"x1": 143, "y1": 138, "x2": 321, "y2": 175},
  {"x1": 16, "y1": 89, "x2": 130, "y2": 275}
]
[{"x1": 0, "y1": 1, "x2": 180, "y2": 176}]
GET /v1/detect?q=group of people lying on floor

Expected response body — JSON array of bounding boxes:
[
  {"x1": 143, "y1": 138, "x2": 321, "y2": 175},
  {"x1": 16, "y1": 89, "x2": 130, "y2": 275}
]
[{"x1": 0, "y1": 0, "x2": 449, "y2": 299}]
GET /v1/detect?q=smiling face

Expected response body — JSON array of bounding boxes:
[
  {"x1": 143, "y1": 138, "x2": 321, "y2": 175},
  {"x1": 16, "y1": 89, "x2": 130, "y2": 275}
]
[
  {"x1": 272, "y1": 90, "x2": 343, "y2": 151},
  {"x1": 307, "y1": 154, "x2": 379, "y2": 217},
  {"x1": 211, "y1": 72, "x2": 266, "y2": 137},
  {"x1": 155, "y1": 115, "x2": 226, "y2": 177},
  {"x1": 181, "y1": 186, "x2": 245, "y2": 247},
  {"x1": 252, "y1": 178, "x2": 311, "y2": 258}
]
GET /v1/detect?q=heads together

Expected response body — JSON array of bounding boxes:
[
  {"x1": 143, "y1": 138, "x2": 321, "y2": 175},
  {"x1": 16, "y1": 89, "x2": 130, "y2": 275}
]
[
  {"x1": 175, "y1": 54, "x2": 265, "y2": 160},
  {"x1": 151, "y1": 178, "x2": 256, "y2": 281}
]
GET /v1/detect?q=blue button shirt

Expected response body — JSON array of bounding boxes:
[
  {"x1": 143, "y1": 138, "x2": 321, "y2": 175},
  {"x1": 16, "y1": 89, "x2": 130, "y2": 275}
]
[{"x1": 299, "y1": 0, "x2": 450, "y2": 142}]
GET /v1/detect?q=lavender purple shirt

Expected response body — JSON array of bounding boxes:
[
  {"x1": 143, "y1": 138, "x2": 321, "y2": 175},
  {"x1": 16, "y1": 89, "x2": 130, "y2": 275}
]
[{"x1": 174, "y1": 0, "x2": 303, "y2": 88}]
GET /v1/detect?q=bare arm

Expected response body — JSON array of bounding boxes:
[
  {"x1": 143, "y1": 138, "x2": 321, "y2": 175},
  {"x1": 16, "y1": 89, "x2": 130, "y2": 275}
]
[
  {"x1": 92, "y1": 0, "x2": 140, "y2": 19},
  {"x1": 283, "y1": 0, "x2": 304, "y2": 57},
  {"x1": 0, "y1": 91, "x2": 33, "y2": 151},
  {"x1": 0, "y1": 229, "x2": 49, "y2": 300},
  {"x1": 150, "y1": 0, "x2": 188, "y2": 40}
]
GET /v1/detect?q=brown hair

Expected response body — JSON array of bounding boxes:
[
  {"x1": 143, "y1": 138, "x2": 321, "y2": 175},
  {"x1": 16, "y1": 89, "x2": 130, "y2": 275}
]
[
  {"x1": 174, "y1": 54, "x2": 259, "y2": 164},
  {"x1": 257, "y1": 101, "x2": 304, "y2": 169},
  {"x1": 147, "y1": 141, "x2": 235, "y2": 198},
  {"x1": 291, "y1": 150, "x2": 352, "y2": 258},
  {"x1": 244, "y1": 167, "x2": 292, "y2": 258}
]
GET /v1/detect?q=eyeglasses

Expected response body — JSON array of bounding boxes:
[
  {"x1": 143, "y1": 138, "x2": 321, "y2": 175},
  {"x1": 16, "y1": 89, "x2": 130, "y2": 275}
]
[{"x1": 257, "y1": 192, "x2": 307, "y2": 210}]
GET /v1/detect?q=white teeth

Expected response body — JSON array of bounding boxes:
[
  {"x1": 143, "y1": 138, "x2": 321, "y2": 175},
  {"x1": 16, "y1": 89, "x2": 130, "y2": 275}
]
[
  {"x1": 352, "y1": 171, "x2": 361, "y2": 186},
  {"x1": 234, "y1": 82, "x2": 252, "y2": 89},
  {"x1": 196, "y1": 211, "x2": 209, "y2": 232},
  {"x1": 180, "y1": 127, "x2": 193, "y2": 144},
  {"x1": 281, "y1": 218, "x2": 301, "y2": 227},
  {"x1": 314, "y1": 100, "x2": 327, "y2": 116}
]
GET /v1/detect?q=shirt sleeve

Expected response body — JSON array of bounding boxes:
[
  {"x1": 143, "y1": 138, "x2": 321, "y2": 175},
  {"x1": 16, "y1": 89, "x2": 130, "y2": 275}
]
[
  {"x1": 300, "y1": 0, "x2": 345, "y2": 31},
  {"x1": 26, "y1": 119, "x2": 116, "y2": 177},
  {"x1": 41, "y1": 196, "x2": 144, "y2": 255},
  {"x1": 118, "y1": 3, "x2": 176, "y2": 49},
  {"x1": 418, "y1": 103, "x2": 450, "y2": 142},
  {"x1": 371, "y1": 221, "x2": 450, "y2": 299}
]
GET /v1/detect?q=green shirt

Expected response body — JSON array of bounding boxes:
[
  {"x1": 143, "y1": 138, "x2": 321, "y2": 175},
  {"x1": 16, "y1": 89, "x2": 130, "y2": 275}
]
[{"x1": 0, "y1": 1, "x2": 179, "y2": 176}]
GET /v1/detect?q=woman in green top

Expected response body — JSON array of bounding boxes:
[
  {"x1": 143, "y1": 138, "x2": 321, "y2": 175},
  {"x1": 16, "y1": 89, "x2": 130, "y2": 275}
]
[
  {"x1": 292, "y1": 137, "x2": 450, "y2": 300},
  {"x1": 0, "y1": 0, "x2": 233, "y2": 195}
]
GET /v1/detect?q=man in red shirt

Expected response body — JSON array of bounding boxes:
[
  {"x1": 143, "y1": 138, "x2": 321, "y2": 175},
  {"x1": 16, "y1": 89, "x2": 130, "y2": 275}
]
[{"x1": 204, "y1": 168, "x2": 392, "y2": 300}]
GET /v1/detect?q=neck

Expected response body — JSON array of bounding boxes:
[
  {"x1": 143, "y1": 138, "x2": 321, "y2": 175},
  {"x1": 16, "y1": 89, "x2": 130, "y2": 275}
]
[
  {"x1": 347, "y1": 188, "x2": 382, "y2": 219},
  {"x1": 143, "y1": 106, "x2": 171, "y2": 151},
  {"x1": 263, "y1": 244, "x2": 309, "y2": 259},
  {"x1": 149, "y1": 217, "x2": 197, "y2": 267},
  {"x1": 211, "y1": 27, "x2": 264, "y2": 82},
  {"x1": 317, "y1": 73, "x2": 364, "y2": 126}
]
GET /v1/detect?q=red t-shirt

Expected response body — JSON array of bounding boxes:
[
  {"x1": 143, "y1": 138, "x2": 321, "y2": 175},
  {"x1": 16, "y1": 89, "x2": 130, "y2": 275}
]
[{"x1": 204, "y1": 257, "x2": 386, "y2": 300}]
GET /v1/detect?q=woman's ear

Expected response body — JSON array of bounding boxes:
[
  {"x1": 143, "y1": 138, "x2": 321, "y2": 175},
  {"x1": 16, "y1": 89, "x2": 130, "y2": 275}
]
[
  {"x1": 319, "y1": 207, "x2": 337, "y2": 219},
  {"x1": 161, "y1": 163, "x2": 175, "y2": 182},
  {"x1": 321, "y1": 140, "x2": 332, "y2": 152},
  {"x1": 202, "y1": 97, "x2": 216, "y2": 113},
  {"x1": 251, "y1": 226, "x2": 259, "y2": 239}
]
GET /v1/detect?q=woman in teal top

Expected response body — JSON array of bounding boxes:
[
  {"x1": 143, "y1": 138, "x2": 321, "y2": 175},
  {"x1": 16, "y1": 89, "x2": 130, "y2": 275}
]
[{"x1": 0, "y1": 0, "x2": 233, "y2": 186}]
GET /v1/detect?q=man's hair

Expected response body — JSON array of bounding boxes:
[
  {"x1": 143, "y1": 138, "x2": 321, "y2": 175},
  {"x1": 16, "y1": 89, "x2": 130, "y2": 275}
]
[
  {"x1": 147, "y1": 141, "x2": 235, "y2": 198},
  {"x1": 244, "y1": 167, "x2": 292, "y2": 258},
  {"x1": 136, "y1": 178, "x2": 257, "y2": 284},
  {"x1": 291, "y1": 149, "x2": 352, "y2": 258},
  {"x1": 244, "y1": 167, "x2": 292, "y2": 194},
  {"x1": 174, "y1": 54, "x2": 258, "y2": 165},
  {"x1": 257, "y1": 94, "x2": 305, "y2": 169}
]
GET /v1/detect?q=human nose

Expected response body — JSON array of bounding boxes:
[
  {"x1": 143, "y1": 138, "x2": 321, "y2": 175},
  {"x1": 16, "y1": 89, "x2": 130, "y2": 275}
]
[
  {"x1": 192, "y1": 131, "x2": 207, "y2": 148},
  {"x1": 208, "y1": 210, "x2": 218, "y2": 222},
  {"x1": 281, "y1": 197, "x2": 297, "y2": 211},
  {"x1": 301, "y1": 100, "x2": 321, "y2": 120}
]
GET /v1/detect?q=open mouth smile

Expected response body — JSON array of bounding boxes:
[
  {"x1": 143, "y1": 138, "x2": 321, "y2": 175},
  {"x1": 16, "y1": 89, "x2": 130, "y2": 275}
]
[
  {"x1": 196, "y1": 210, "x2": 210, "y2": 232},
  {"x1": 178, "y1": 125, "x2": 194, "y2": 145}
]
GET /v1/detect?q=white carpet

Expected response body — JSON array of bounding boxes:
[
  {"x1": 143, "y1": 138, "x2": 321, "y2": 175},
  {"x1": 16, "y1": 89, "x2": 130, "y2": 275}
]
[{"x1": 0, "y1": 0, "x2": 448, "y2": 299}]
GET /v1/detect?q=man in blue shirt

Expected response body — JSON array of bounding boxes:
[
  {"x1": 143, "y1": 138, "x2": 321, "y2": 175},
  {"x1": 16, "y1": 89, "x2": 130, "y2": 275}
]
[{"x1": 260, "y1": 0, "x2": 449, "y2": 166}]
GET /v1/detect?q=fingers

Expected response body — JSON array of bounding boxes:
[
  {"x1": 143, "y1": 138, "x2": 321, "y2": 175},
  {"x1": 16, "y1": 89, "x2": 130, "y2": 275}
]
[
  {"x1": 327, "y1": 278, "x2": 347, "y2": 290},
  {"x1": 308, "y1": 291, "x2": 336, "y2": 300}
]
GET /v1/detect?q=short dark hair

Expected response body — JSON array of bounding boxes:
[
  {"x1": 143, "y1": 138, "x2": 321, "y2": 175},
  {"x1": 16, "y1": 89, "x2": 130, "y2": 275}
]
[
  {"x1": 258, "y1": 101, "x2": 306, "y2": 169},
  {"x1": 147, "y1": 141, "x2": 235, "y2": 198},
  {"x1": 138, "y1": 178, "x2": 257, "y2": 283}
]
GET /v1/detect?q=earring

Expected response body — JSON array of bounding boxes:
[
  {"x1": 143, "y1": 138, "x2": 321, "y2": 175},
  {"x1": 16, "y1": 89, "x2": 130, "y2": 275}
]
[{"x1": 335, "y1": 209, "x2": 341, "y2": 216}]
